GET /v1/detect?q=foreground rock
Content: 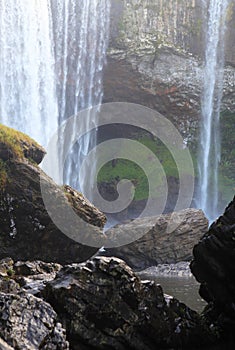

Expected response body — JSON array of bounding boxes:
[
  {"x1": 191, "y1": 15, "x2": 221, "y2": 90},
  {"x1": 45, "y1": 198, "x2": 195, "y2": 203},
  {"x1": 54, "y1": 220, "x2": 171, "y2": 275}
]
[
  {"x1": 0, "y1": 292, "x2": 68, "y2": 349},
  {"x1": 43, "y1": 256, "x2": 216, "y2": 350},
  {"x1": 0, "y1": 124, "x2": 106, "y2": 264},
  {"x1": 191, "y1": 196, "x2": 235, "y2": 339},
  {"x1": 104, "y1": 208, "x2": 208, "y2": 269},
  {"x1": 0, "y1": 258, "x2": 68, "y2": 349}
]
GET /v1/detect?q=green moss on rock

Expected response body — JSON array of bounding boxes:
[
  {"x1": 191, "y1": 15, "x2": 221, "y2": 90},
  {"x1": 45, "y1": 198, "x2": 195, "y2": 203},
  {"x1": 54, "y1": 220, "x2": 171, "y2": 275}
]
[
  {"x1": 0, "y1": 124, "x2": 45, "y2": 164},
  {"x1": 0, "y1": 160, "x2": 8, "y2": 191}
]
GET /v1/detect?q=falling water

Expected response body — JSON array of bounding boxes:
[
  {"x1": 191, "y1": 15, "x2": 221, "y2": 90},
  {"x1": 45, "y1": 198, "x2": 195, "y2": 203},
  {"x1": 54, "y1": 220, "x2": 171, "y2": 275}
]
[
  {"x1": 197, "y1": 0, "x2": 228, "y2": 221},
  {"x1": 52, "y1": 0, "x2": 111, "y2": 198},
  {"x1": 0, "y1": 0, "x2": 58, "y2": 146},
  {"x1": 0, "y1": 0, "x2": 110, "y2": 200}
]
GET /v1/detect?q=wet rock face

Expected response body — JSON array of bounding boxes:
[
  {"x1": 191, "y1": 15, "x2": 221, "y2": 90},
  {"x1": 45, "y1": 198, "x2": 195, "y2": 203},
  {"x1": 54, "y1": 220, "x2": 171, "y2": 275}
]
[
  {"x1": 191, "y1": 196, "x2": 235, "y2": 333},
  {"x1": 13, "y1": 260, "x2": 62, "y2": 297},
  {"x1": 0, "y1": 258, "x2": 69, "y2": 349},
  {"x1": 103, "y1": 208, "x2": 208, "y2": 270},
  {"x1": 43, "y1": 256, "x2": 216, "y2": 350}
]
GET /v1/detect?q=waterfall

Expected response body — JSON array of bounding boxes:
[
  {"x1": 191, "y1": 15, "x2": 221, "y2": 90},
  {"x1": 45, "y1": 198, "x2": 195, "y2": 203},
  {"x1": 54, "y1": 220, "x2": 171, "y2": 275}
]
[
  {"x1": 0, "y1": 0, "x2": 110, "y2": 200},
  {"x1": 0, "y1": 0, "x2": 58, "y2": 146},
  {"x1": 52, "y1": 0, "x2": 111, "y2": 198},
  {"x1": 197, "y1": 0, "x2": 228, "y2": 221}
]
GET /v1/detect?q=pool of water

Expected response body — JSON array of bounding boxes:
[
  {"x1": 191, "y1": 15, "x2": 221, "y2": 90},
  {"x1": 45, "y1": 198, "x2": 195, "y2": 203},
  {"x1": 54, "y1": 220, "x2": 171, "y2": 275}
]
[{"x1": 139, "y1": 274, "x2": 206, "y2": 312}]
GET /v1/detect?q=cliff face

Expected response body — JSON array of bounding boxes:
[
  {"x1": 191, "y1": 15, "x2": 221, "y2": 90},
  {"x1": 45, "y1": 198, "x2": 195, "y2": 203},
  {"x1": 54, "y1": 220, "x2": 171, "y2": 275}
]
[
  {"x1": 109, "y1": 0, "x2": 205, "y2": 57},
  {"x1": 103, "y1": 0, "x2": 235, "y2": 142}
]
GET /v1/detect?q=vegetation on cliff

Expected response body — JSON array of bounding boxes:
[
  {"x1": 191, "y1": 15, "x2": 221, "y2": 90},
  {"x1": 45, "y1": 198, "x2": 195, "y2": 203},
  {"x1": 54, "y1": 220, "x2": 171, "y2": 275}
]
[
  {"x1": 98, "y1": 134, "x2": 193, "y2": 202},
  {"x1": 218, "y1": 111, "x2": 235, "y2": 203}
]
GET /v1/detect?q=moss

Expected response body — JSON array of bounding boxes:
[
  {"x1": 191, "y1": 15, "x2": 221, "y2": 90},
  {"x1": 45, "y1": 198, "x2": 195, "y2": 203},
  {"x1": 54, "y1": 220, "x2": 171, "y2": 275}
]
[
  {"x1": 97, "y1": 136, "x2": 193, "y2": 202},
  {"x1": 0, "y1": 123, "x2": 41, "y2": 160},
  {"x1": 189, "y1": 19, "x2": 203, "y2": 36},
  {"x1": 218, "y1": 110, "x2": 235, "y2": 203},
  {"x1": 0, "y1": 160, "x2": 8, "y2": 191}
]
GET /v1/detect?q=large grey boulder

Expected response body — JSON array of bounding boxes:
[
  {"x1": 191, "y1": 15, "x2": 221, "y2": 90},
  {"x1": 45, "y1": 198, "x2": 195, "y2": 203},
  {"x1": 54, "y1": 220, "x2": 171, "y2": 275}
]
[{"x1": 104, "y1": 208, "x2": 208, "y2": 269}]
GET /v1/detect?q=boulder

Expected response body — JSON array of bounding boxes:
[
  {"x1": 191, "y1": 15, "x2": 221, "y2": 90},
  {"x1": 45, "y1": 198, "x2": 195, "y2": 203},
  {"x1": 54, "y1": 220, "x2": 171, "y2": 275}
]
[
  {"x1": 0, "y1": 259, "x2": 69, "y2": 349},
  {"x1": 0, "y1": 292, "x2": 69, "y2": 349},
  {"x1": 43, "y1": 256, "x2": 217, "y2": 350},
  {"x1": 191, "y1": 196, "x2": 235, "y2": 337},
  {"x1": 104, "y1": 208, "x2": 208, "y2": 270},
  {"x1": 0, "y1": 124, "x2": 105, "y2": 264}
]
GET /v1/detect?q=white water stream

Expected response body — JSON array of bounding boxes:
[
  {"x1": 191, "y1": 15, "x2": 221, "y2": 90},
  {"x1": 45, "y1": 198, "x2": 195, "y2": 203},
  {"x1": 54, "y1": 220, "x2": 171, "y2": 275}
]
[
  {"x1": 0, "y1": 0, "x2": 110, "y2": 199},
  {"x1": 197, "y1": 0, "x2": 228, "y2": 221}
]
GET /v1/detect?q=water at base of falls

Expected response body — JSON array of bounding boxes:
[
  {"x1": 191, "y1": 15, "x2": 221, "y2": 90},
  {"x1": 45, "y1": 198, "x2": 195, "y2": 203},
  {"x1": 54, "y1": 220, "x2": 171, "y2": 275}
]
[
  {"x1": 0, "y1": 0, "x2": 110, "y2": 200},
  {"x1": 196, "y1": 0, "x2": 228, "y2": 222}
]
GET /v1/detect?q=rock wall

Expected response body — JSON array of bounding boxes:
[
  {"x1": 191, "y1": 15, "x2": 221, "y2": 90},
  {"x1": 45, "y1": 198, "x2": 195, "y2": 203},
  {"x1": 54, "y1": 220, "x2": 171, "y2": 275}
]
[
  {"x1": 109, "y1": 0, "x2": 205, "y2": 57},
  {"x1": 103, "y1": 0, "x2": 235, "y2": 143}
]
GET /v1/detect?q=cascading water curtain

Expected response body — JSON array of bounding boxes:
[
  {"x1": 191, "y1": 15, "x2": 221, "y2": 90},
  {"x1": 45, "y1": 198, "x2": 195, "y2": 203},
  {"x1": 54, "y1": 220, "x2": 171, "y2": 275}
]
[
  {"x1": 0, "y1": 0, "x2": 58, "y2": 146},
  {"x1": 52, "y1": 0, "x2": 111, "y2": 199},
  {"x1": 0, "y1": 0, "x2": 111, "y2": 201},
  {"x1": 197, "y1": 0, "x2": 228, "y2": 222}
]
